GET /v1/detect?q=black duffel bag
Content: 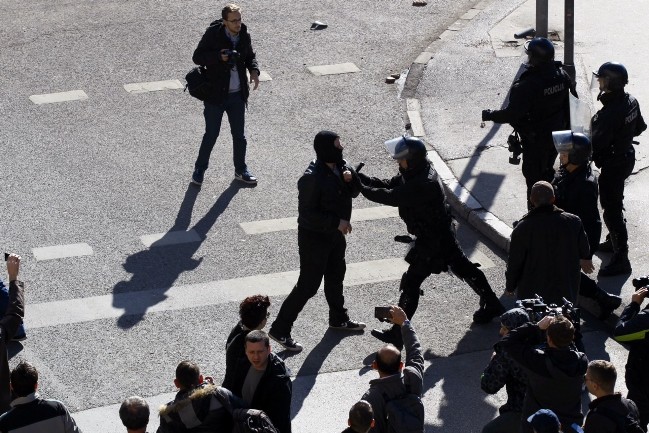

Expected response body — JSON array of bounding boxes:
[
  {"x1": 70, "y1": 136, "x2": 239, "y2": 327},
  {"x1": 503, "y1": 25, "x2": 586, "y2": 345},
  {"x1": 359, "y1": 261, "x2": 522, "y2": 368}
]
[{"x1": 184, "y1": 66, "x2": 213, "y2": 101}]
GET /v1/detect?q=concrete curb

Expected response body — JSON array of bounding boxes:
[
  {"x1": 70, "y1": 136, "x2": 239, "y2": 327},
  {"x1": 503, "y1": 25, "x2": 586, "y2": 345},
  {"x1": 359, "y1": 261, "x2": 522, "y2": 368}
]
[{"x1": 400, "y1": 0, "x2": 513, "y2": 252}]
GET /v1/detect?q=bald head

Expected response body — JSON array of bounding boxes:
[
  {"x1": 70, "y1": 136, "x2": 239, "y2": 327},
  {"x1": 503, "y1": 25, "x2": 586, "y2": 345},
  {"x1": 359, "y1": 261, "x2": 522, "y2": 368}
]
[
  {"x1": 374, "y1": 344, "x2": 402, "y2": 376},
  {"x1": 530, "y1": 181, "x2": 555, "y2": 208}
]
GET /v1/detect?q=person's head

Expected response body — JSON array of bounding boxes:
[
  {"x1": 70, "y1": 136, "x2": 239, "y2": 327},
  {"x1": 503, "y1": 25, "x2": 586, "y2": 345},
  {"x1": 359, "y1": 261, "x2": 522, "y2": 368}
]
[
  {"x1": 348, "y1": 400, "x2": 375, "y2": 433},
  {"x1": 239, "y1": 295, "x2": 271, "y2": 330},
  {"x1": 10, "y1": 361, "x2": 38, "y2": 397},
  {"x1": 174, "y1": 360, "x2": 202, "y2": 390},
  {"x1": 372, "y1": 344, "x2": 402, "y2": 377},
  {"x1": 592, "y1": 62, "x2": 628, "y2": 93},
  {"x1": 525, "y1": 37, "x2": 555, "y2": 67},
  {"x1": 546, "y1": 316, "x2": 575, "y2": 349},
  {"x1": 245, "y1": 330, "x2": 271, "y2": 371},
  {"x1": 585, "y1": 360, "x2": 617, "y2": 397},
  {"x1": 314, "y1": 130, "x2": 343, "y2": 164},
  {"x1": 553, "y1": 130, "x2": 592, "y2": 170},
  {"x1": 119, "y1": 396, "x2": 150, "y2": 433},
  {"x1": 384, "y1": 135, "x2": 428, "y2": 172},
  {"x1": 527, "y1": 409, "x2": 562, "y2": 433},
  {"x1": 499, "y1": 308, "x2": 531, "y2": 337},
  {"x1": 530, "y1": 181, "x2": 555, "y2": 208},
  {"x1": 221, "y1": 4, "x2": 242, "y2": 35}
]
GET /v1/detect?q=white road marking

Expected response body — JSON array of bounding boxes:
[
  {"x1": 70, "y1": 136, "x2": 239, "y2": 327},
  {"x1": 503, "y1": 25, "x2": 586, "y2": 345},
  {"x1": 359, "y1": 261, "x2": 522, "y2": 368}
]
[
  {"x1": 29, "y1": 90, "x2": 88, "y2": 105},
  {"x1": 123, "y1": 79, "x2": 184, "y2": 93},
  {"x1": 32, "y1": 243, "x2": 94, "y2": 261},
  {"x1": 259, "y1": 71, "x2": 272, "y2": 81},
  {"x1": 26, "y1": 258, "x2": 408, "y2": 329},
  {"x1": 239, "y1": 206, "x2": 399, "y2": 234},
  {"x1": 140, "y1": 230, "x2": 202, "y2": 247},
  {"x1": 307, "y1": 62, "x2": 360, "y2": 76}
]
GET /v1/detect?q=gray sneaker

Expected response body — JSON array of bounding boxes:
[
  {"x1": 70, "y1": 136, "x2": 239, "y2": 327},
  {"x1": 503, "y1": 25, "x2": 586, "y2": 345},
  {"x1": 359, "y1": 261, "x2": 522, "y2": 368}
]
[
  {"x1": 234, "y1": 170, "x2": 258, "y2": 185},
  {"x1": 269, "y1": 330, "x2": 303, "y2": 353},
  {"x1": 329, "y1": 320, "x2": 366, "y2": 332}
]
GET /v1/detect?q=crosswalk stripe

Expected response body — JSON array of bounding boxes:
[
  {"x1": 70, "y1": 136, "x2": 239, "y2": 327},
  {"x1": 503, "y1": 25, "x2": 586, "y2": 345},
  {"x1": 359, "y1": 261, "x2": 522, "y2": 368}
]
[
  {"x1": 140, "y1": 230, "x2": 202, "y2": 247},
  {"x1": 123, "y1": 79, "x2": 184, "y2": 93},
  {"x1": 307, "y1": 62, "x2": 360, "y2": 76},
  {"x1": 29, "y1": 90, "x2": 88, "y2": 104},
  {"x1": 32, "y1": 243, "x2": 94, "y2": 261},
  {"x1": 26, "y1": 258, "x2": 408, "y2": 329},
  {"x1": 239, "y1": 206, "x2": 399, "y2": 234}
]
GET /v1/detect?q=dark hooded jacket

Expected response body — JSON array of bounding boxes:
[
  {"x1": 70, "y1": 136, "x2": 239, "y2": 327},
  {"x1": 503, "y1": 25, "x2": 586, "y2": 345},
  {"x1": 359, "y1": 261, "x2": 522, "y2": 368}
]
[
  {"x1": 192, "y1": 20, "x2": 260, "y2": 104},
  {"x1": 229, "y1": 352, "x2": 292, "y2": 433},
  {"x1": 583, "y1": 393, "x2": 640, "y2": 433},
  {"x1": 500, "y1": 323, "x2": 588, "y2": 433}
]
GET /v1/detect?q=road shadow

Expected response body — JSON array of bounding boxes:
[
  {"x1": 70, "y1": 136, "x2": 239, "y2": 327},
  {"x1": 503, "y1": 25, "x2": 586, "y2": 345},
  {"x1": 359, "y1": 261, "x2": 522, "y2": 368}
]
[{"x1": 112, "y1": 181, "x2": 241, "y2": 329}]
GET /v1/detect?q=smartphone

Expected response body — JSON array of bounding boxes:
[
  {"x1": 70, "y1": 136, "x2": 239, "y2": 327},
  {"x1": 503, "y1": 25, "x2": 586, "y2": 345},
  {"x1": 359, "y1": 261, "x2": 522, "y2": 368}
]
[
  {"x1": 374, "y1": 306, "x2": 392, "y2": 322},
  {"x1": 3, "y1": 253, "x2": 8, "y2": 261}
]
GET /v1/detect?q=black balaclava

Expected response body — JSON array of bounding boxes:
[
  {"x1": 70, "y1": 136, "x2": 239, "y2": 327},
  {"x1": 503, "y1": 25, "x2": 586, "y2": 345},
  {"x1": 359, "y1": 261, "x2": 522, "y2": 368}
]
[{"x1": 313, "y1": 130, "x2": 342, "y2": 164}]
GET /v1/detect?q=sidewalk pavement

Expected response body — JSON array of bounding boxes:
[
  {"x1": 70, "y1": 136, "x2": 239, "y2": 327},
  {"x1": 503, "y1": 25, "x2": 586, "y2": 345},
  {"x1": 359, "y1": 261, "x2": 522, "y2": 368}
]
[{"x1": 407, "y1": 0, "x2": 649, "y2": 308}]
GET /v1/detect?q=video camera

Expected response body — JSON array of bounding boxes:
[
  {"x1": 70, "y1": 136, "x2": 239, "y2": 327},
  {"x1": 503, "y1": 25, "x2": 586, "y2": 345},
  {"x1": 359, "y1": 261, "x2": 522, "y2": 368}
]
[
  {"x1": 632, "y1": 275, "x2": 649, "y2": 289},
  {"x1": 515, "y1": 295, "x2": 581, "y2": 332},
  {"x1": 223, "y1": 49, "x2": 240, "y2": 67},
  {"x1": 507, "y1": 131, "x2": 523, "y2": 165}
]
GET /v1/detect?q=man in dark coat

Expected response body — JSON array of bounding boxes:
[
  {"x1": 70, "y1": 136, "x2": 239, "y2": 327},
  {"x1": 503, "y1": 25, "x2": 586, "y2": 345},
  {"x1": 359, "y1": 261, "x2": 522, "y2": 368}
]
[
  {"x1": 506, "y1": 181, "x2": 592, "y2": 304},
  {"x1": 0, "y1": 254, "x2": 24, "y2": 414},
  {"x1": 190, "y1": 3, "x2": 261, "y2": 186}
]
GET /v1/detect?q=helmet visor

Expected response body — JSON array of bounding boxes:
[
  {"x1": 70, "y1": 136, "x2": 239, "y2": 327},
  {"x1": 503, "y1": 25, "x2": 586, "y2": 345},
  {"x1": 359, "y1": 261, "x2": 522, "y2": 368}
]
[
  {"x1": 552, "y1": 130, "x2": 574, "y2": 153},
  {"x1": 590, "y1": 71, "x2": 600, "y2": 91},
  {"x1": 385, "y1": 136, "x2": 409, "y2": 160}
]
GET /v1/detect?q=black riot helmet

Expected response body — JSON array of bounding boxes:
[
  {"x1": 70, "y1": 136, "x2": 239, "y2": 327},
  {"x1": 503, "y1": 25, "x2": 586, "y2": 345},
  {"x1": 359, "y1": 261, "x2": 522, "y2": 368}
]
[
  {"x1": 592, "y1": 62, "x2": 628, "y2": 91},
  {"x1": 552, "y1": 130, "x2": 592, "y2": 166},
  {"x1": 524, "y1": 37, "x2": 555, "y2": 66},
  {"x1": 384, "y1": 135, "x2": 428, "y2": 170}
]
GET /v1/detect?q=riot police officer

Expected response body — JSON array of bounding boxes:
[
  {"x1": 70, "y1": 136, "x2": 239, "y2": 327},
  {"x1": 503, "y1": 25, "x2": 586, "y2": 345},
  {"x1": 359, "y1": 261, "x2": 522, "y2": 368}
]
[
  {"x1": 591, "y1": 62, "x2": 647, "y2": 276},
  {"x1": 355, "y1": 136, "x2": 505, "y2": 347},
  {"x1": 551, "y1": 131, "x2": 621, "y2": 317},
  {"x1": 482, "y1": 37, "x2": 575, "y2": 208}
]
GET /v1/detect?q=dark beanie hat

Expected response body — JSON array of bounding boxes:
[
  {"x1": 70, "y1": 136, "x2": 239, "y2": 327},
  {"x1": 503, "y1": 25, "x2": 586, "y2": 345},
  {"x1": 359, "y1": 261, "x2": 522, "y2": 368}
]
[
  {"x1": 500, "y1": 307, "x2": 531, "y2": 330},
  {"x1": 314, "y1": 130, "x2": 343, "y2": 163}
]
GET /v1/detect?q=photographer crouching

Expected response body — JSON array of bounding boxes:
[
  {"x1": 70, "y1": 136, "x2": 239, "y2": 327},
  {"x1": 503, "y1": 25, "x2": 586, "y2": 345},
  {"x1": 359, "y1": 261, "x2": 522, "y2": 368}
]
[{"x1": 500, "y1": 314, "x2": 588, "y2": 433}]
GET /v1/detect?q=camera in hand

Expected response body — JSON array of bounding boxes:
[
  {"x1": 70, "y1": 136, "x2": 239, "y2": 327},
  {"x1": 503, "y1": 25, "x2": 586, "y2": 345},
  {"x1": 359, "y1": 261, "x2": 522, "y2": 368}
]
[
  {"x1": 507, "y1": 131, "x2": 523, "y2": 165},
  {"x1": 515, "y1": 295, "x2": 581, "y2": 331},
  {"x1": 632, "y1": 275, "x2": 649, "y2": 289},
  {"x1": 223, "y1": 49, "x2": 240, "y2": 66},
  {"x1": 374, "y1": 306, "x2": 392, "y2": 323}
]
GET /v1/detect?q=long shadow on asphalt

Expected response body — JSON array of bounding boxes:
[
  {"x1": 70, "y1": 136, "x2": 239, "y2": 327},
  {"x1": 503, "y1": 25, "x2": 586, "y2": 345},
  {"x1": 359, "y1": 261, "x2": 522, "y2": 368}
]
[{"x1": 112, "y1": 181, "x2": 241, "y2": 329}]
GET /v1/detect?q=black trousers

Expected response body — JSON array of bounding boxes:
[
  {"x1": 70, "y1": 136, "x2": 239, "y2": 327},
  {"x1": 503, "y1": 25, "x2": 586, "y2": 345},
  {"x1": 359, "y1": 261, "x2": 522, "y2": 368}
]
[
  {"x1": 626, "y1": 354, "x2": 649, "y2": 431},
  {"x1": 599, "y1": 152, "x2": 635, "y2": 248},
  {"x1": 271, "y1": 227, "x2": 349, "y2": 335},
  {"x1": 521, "y1": 133, "x2": 557, "y2": 206}
]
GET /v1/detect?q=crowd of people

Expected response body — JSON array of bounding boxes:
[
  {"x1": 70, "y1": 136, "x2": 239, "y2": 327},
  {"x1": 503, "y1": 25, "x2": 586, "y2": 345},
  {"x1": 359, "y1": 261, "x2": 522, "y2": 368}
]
[{"x1": 0, "y1": 3, "x2": 648, "y2": 433}]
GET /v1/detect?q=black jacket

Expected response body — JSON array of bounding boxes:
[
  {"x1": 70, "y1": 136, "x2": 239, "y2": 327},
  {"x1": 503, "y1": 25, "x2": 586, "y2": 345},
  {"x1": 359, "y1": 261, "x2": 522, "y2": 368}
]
[
  {"x1": 553, "y1": 165, "x2": 601, "y2": 256},
  {"x1": 584, "y1": 393, "x2": 640, "y2": 433},
  {"x1": 229, "y1": 353, "x2": 292, "y2": 433},
  {"x1": 222, "y1": 322, "x2": 250, "y2": 391},
  {"x1": 358, "y1": 164, "x2": 454, "y2": 242},
  {"x1": 506, "y1": 205, "x2": 590, "y2": 303},
  {"x1": 192, "y1": 20, "x2": 260, "y2": 104},
  {"x1": 297, "y1": 159, "x2": 360, "y2": 233},
  {"x1": 489, "y1": 62, "x2": 573, "y2": 135},
  {"x1": 500, "y1": 323, "x2": 588, "y2": 432},
  {"x1": 592, "y1": 91, "x2": 646, "y2": 167},
  {"x1": 481, "y1": 342, "x2": 528, "y2": 414},
  {"x1": 613, "y1": 301, "x2": 649, "y2": 361},
  {"x1": 0, "y1": 280, "x2": 24, "y2": 413},
  {"x1": 0, "y1": 393, "x2": 80, "y2": 433}
]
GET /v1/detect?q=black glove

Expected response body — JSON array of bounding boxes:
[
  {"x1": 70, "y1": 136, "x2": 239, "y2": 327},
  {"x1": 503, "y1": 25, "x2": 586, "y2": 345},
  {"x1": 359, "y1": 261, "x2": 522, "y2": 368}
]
[{"x1": 482, "y1": 109, "x2": 493, "y2": 122}]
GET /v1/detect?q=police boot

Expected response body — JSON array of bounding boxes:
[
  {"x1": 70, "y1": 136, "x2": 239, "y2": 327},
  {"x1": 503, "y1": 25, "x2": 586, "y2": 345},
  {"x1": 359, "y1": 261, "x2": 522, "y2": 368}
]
[
  {"x1": 370, "y1": 326, "x2": 403, "y2": 350},
  {"x1": 599, "y1": 232, "x2": 632, "y2": 277},
  {"x1": 598, "y1": 234, "x2": 613, "y2": 253},
  {"x1": 473, "y1": 292, "x2": 506, "y2": 324},
  {"x1": 593, "y1": 288, "x2": 622, "y2": 319}
]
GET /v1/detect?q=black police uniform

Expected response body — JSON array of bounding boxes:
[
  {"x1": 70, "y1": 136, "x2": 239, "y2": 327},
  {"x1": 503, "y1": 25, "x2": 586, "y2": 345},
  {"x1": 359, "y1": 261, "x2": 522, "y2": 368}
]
[
  {"x1": 591, "y1": 90, "x2": 647, "y2": 264},
  {"x1": 485, "y1": 62, "x2": 574, "y2": 205},
  {"x1": 358, "y1": 163, "x2": 503, "y2": 339}
]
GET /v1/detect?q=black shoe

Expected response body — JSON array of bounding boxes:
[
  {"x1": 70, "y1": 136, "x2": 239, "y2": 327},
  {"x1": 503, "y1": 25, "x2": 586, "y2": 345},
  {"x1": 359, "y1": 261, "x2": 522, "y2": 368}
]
[
  {"x1": 235, "y1": 170, "x2": 258, "y2": 185},
  {"x1": 370, "y1": 328, "x2": 403, "y2": 349},
  {"x1": 595, "y1": 291, "x2": 622, "y2": 319},
  {"x1": 11, "y1": 326, "x2": 26, "y2": 342},
  {"x1": 329, "y1": 319, "x2": 366, "y2": 332},
  {"x1": 473, "y1": 301, "x2": 506, "y2": 324},
  {"x1": 599, "y1": 254, "x2": 632, "y2": 277},
  {"x1": 191, "y1": 168, "x2": 205, "y2": 186},
  {"x1": 598, "y1": 236, "x2": 613, "y2": 253},
  {"x1": 268, "y1": 330, "x2": 303, "y2": 353}
]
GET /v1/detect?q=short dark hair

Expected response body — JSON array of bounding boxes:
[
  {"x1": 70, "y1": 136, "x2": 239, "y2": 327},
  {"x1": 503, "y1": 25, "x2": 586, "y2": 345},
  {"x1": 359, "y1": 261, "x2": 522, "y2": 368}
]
[
  {"x1": 245, "y1": 330, "x2": 270, "y2": 347},
  {"x1": 375, "y1": 345, "x2": 401, "y2": 375},
  {"x1": 240, "y1": 295, "x2": 270, "y2": 329},
  {"x1": 10, "y1": 361, "x2": 38, "y2": 397},
  {"x1": 119, "y1": 396, "x2": 150, "y2": 430},
  {"x1": 349, "y1": 400, "x2": 374, "y2": 433},
  {"x1": 175, "y1": 360, "x2": 201, "y2": 390},
  {"x1": 588, "y1": 360, "x2": 617, "y2": 393},
  {"x1": 530, "y1": 181, "x2": 555, "y2": 207},
  {"x1": 221, "y1": 3, "x2": 241, "y2": 20},
  {"x1": 547, "y1": 316, "x2": 575, "y2": 348}
]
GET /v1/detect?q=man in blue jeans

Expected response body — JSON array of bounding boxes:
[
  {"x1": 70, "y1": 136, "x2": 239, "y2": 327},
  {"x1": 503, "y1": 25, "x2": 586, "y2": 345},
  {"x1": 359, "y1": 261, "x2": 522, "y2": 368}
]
[{"x1": 191, "y1": 3, "x2": 260, "y2": 186}]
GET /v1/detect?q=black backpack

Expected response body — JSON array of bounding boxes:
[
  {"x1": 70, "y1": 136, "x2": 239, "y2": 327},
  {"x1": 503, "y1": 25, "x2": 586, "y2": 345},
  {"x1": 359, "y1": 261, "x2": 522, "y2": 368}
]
[
  {"x1": 382, "y1": 386, "x2": 425, "y2": 433},
  {"x1": 184, "y1": 66, "x2": 213, "y2": 101},
  {"x1": 215, "y1": 388, "x2": 279, "y2": 433},
  {"x1": 590, "y1": 406, "x2": 644, "y2": 433}
]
